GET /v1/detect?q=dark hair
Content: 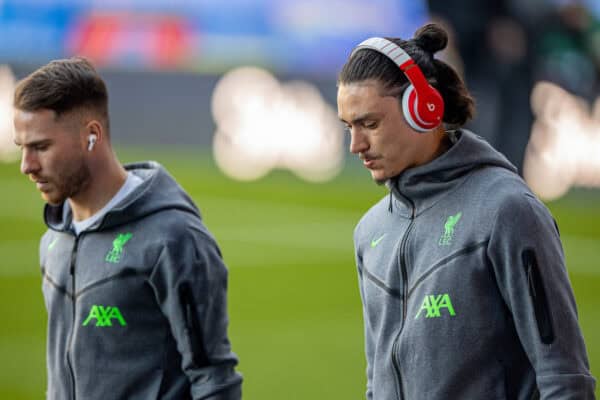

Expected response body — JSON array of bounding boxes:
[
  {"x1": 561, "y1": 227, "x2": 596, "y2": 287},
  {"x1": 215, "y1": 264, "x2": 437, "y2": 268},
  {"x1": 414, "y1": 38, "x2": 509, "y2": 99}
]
[
  {"x1": 338, "y1": 23, "x2": 475, "y2": 128},
  {"x1": 14, "y1": 57, "x2": 110, "y2": 130}
]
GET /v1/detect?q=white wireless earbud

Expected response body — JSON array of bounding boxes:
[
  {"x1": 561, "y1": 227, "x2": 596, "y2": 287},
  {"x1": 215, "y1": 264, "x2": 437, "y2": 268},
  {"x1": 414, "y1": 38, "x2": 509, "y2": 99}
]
[{"x1": 87, "y1": 134, "x2": 97, "y2": 151}]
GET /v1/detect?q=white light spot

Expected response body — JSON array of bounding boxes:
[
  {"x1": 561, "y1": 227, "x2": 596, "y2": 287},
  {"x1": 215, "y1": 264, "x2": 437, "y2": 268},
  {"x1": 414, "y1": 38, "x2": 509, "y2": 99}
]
[
  {"x1": 0, "y1": 65, "x2": 18, "y2": 163},
  {"x1": 211, "y1": 67, "x2": 344, "y2": 182},
  {"x1": 524, "y1": 81, "x2": 600, "y2": 200}
]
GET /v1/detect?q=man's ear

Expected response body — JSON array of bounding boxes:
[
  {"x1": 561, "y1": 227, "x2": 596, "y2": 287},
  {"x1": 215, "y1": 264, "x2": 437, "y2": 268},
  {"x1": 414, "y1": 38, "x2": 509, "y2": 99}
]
[{"x1": 81, "y1": 119, "x2": 104, "y2": 152}]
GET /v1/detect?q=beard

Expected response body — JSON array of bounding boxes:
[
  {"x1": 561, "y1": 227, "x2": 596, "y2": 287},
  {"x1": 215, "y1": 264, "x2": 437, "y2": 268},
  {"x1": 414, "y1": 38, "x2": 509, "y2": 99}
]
[{"x1": 41, "y1": 155, "x2": 91, "y2": 205}]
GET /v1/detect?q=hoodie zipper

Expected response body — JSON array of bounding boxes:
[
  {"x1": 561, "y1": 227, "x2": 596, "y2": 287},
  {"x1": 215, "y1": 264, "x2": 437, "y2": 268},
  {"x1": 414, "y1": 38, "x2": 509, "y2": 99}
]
[
  {"x1": 390, "y1": 196, "x2": 415, "y2": 400},
  {"x1": 66, "y1": 235, "x2": 80, "y2": 400}
]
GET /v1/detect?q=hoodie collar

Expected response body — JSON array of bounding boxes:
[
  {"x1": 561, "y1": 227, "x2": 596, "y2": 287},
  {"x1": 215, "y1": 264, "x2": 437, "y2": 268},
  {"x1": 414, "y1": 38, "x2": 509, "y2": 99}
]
[
  {"x1": 386, "y1": 130, "x2": 517, "y2": 217},
  {"x1": 44, "y1": 161, "x2": 199, "y2": 233}
]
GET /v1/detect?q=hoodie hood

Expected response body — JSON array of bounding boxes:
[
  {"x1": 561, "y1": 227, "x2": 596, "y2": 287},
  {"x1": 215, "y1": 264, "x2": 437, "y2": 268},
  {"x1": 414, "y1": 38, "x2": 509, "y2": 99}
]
[
  {"x1": 44, "y1": 161, "x2": 200, "y2": 233},
  {"x1": 387, "y1": 129, "x2": 517, "y2": 217}
]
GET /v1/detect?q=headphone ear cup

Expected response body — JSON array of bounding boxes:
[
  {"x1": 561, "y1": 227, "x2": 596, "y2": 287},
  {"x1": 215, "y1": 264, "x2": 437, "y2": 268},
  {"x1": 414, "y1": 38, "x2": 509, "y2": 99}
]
[
  {"x1": 402, "y1": 84, "x2": 444, "y2": 133},
  {"x1": 402, "y1": 85, "x2": 427, "y2": 132}
]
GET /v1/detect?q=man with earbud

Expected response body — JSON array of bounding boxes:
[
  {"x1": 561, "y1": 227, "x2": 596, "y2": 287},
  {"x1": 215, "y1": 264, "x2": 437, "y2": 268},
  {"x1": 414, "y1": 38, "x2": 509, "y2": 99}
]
[
  {"x1": 338, "y1": 23, "x2": 595, "y2": 399},
  {"x1": 12, "y1": 57, "x2": 242, "y2": 400}
]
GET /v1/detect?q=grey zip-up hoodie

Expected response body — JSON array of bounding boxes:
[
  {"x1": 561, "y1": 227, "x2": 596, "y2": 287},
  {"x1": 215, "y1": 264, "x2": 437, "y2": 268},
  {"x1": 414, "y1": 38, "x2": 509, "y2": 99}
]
[
  {"x1": 39, "y1": 161, "x2": 242, "y2": 400},
  {"x1": 354, "y1": 130, "x2": 596, "y2": 399}
]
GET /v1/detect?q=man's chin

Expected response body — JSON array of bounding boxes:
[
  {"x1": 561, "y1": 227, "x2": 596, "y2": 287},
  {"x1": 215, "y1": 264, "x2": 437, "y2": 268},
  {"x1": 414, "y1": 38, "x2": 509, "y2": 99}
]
[
  {"x1": 41, "y1": 192, "x2": 65, "y2": 206},
  {"x1": 370, "y1": 171, "x2": 388, "y2": 186}
]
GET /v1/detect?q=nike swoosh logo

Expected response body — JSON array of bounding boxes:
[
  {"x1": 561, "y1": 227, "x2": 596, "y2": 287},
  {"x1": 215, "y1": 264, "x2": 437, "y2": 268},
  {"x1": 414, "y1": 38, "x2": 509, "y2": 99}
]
[
  {"x1": 371, "y1": 234, "x2": 386, "y2": 248},
  {"x1": 48, "y1": 237, "x2": 59, "y2": 250}
]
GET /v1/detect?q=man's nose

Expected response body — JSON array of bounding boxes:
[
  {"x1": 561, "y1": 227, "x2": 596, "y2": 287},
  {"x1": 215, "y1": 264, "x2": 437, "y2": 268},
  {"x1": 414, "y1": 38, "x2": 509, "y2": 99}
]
[
  {"x1": 20, "y1": 148, "x2": 40, "y2": 176},
  {"x1": 349, "y1": 129, "x2": 369, "y2": 154}
]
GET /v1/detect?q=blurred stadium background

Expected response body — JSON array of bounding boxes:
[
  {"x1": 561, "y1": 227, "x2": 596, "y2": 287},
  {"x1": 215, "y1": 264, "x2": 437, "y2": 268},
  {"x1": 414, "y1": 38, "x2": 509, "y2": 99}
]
[{"x1": 0, "y1": 0, "x2": 599, "y2": 398}]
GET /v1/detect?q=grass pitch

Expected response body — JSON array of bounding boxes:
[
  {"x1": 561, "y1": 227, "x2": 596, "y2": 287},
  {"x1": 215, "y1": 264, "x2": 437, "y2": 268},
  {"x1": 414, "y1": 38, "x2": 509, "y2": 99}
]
[{"x1": 0, "y1": 148, "x2": 598, "y2": 399}]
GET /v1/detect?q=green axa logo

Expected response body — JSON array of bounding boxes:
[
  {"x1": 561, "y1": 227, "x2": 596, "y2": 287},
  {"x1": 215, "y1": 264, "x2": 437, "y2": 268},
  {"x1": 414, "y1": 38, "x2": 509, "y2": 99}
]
[
  {"x1": 82, "y1": 305, "x2": 127, "y2": 327},
  {"x1": 415, "y1": 293, "x2": 456, "y2": 319},
  {"x1": 439, "y1": 212, "x2": 462, "y2": 246},
  {"x1": 105, "y1": 233, "x2": 133, "y2": 263}
]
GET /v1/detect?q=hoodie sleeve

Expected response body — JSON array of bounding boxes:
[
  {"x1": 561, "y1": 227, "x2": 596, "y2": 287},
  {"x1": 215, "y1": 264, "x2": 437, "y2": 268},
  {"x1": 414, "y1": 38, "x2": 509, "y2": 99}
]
[
  {"x1": 149, "y1": 225, "x2": 242, "y2": 400},
  {"x1": 487, "y1": 192, "x2": 596, "y2": 398},
  {"x1": 39, "y1": 230, "x2": 51, "y2": 273},
  {"x1": 354, "y1": 228, "x2": 374, "y2": 400}
]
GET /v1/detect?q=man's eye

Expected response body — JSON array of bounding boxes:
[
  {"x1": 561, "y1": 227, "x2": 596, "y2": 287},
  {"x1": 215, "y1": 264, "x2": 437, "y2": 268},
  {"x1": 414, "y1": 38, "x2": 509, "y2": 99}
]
[
  {"x1": 364, "y1": 122, "x2": 377, "y2": 129},
  {"x1": 35, "y1": 144, "x2": 49, "y2": 151}
]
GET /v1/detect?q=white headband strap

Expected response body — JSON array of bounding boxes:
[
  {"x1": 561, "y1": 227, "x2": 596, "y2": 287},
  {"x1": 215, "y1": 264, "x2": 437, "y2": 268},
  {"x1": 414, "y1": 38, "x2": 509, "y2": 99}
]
[{"x1": 351, "y1": 37, "x2": 413, "y2": 68}]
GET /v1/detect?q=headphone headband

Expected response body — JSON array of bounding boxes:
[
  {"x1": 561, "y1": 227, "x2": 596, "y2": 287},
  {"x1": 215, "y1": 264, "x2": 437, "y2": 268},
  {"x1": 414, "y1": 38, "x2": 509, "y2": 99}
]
[
  {"x1": 350, "y1": 36, "x2": 444, "y2": 132},
  {"x1": 352, "y1": 37, "x2": 413, "y2": 69}
]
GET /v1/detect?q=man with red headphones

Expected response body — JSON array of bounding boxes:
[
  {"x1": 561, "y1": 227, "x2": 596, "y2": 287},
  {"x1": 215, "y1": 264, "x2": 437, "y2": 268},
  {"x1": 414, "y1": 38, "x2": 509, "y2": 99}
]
[{"x1": 338, "y1": 23, "x2": 595, "y2": 399}]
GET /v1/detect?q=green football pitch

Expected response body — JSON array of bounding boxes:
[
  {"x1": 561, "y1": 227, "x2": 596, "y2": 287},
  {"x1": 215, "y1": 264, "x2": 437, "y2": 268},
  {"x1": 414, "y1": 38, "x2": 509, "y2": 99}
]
[{"x1": 0, "y1": 148, "x2": 598, "y2": 399}]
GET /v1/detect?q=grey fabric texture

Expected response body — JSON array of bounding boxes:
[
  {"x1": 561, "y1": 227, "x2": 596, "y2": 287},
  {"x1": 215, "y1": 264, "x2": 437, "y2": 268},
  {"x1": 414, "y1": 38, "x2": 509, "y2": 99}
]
[
  {"x1": 39, "y1": 161, "x2": 242, "y2": 400},
  {"x1": 354, "y1": 130, "x2": 595, "y2": 399}
]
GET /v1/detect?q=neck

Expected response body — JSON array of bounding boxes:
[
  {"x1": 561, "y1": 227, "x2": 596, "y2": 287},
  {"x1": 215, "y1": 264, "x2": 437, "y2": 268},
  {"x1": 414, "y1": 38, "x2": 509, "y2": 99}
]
[
  {"x1": 414, "y1": 127, "x2": 451, "y2": 167},
  {"x1": 69, "y1": 152, "x2": 127, "y2": 221},
  {"x1": 431, "y1": 129, "x2": 453, "y2": 160}
]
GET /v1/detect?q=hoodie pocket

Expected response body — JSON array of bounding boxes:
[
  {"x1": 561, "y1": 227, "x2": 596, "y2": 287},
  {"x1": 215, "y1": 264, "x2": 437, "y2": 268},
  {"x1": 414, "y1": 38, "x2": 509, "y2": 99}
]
[
  {"x1": 522, "y1": 249, "x2": 554, "y2": 345},
  {"x1": 179, "y1": 282, "x2": 210, "y2": 367}
]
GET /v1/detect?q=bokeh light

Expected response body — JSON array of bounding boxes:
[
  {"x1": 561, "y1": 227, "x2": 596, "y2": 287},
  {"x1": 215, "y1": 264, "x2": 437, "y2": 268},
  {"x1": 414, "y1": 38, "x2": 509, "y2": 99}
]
[
  {"x1": 0, "y1": 65, "x2": 17, "y2": 163},
  {"x1": 524, "y1": 81, "x2": 600, "y2": 200},
  {"x1": 211, "y1": 67, "x2": 344, "y2": 182}
]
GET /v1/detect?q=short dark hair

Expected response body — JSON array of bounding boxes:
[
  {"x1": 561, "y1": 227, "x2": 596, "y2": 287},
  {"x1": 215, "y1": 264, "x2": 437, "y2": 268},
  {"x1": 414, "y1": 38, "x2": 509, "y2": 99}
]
[
  {"x1": 13, "y1": 57, "x2": 109, "y2": 129},
  {"x1": 338, "y1": 23, "x2": 475, "y2": 128}
]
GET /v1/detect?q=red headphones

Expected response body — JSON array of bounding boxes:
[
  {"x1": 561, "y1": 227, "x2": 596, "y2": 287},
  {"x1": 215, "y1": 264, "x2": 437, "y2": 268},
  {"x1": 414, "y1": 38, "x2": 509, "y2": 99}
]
[{"x1": 352, "y1": 37, "x2": 444, "y2": 132}]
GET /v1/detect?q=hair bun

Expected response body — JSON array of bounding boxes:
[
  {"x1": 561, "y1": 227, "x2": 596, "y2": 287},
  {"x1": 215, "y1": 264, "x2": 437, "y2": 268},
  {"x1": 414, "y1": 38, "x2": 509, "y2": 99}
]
[{"x1": 414, "y1": 23, "x2": 448, "y2": 54}]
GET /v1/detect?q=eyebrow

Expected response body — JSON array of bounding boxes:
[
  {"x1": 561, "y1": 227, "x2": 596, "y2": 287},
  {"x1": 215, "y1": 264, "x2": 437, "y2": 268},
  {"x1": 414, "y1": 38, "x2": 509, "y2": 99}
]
[
  {"x1": 13, "y1": 138, "x2": 52, "y2": 148},
  {"x1": 339, "y1": 112, "x2": 382, "y2": 125}
]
